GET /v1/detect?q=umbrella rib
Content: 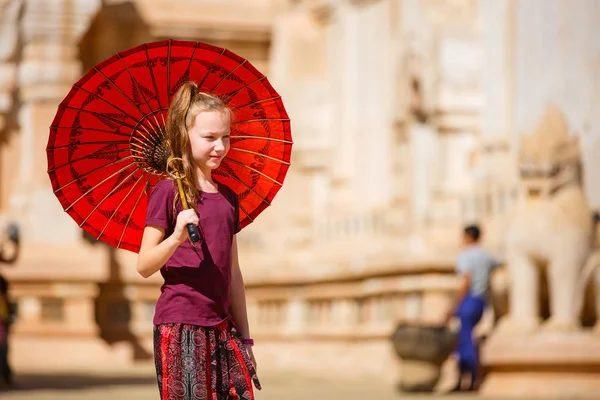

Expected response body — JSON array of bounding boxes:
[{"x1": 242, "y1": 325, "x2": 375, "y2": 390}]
[
  {"x1": 198, "y1": 48, "x2": 226, "y2": 90},
  {"x1": 223, "y1": 157, "x2": 283, "y2": 186},
  {"x1": 238, "y1": 201, "x2": 254, "y2": 222},
  {"x1": 72, "y1": 84, "x2": 146, "y2": 126},
  {"x1": 97, "y1": 171, "x2": 151, "y2": 240},
  {"x1": 232, "y1": 118, "x2": 290, "y2": 125},
  {"x1": 167, "y1": 40, "x2": 172, "y2": 108},
  {"x1": 130, "y1": 152, "x2": 169, "y2": 171},
  {"x1": 232, "y1": 135, "x2": 293, "y2": 145},
  {"x1": 143, "y1": 43, "x2": 165, "y2": 110},
  {"x1": 50, "y1": 125, "x2": 132, "y2": 139},
  {"x1": 209, "y1": 60, "x2": 247, "y2": 93},
  {"x1": 135, "y1": 122, "x2": 163, "y2": 147},
  {"x1": 48, "y1": 148, "x2": 129, "y2": 172},
  {"x1": 79, "y1": 166, "x2": 141, "y2": 226},
  {"x1": 222, "y1": 76, "x2": 266, "y2": 100},
  {"x1": 48, "y1": 140, "x2": 130, "y2": 150},
  {"x1": 228, "y1": 147, "x2": 291, "y2": 166},
  {"x1": 53, "y1": 155, "x2": 135, "y2": 193},
  {"x1": 93, "y1": 66, "x2": 157, "y2": 131},
  {"x1": 183, "y1": 42, "x2": 199, "y2": 86},
  {"x1": 157, "y1": 113, "x2": 168, "y2": 147},
  {"x1": 116, "y1": 53, "x2": 163, "y2": 134},
  {"x1": 59, "y1": 104, "x2": 138, "y2": 130},
  {"x1": 229, "y1": 96, "x2": 281, "y2": 111},
  {"x1": 65, "y1": 160, "x2": 138, "y2": 212},
  {"x1": 129, "y1": 139, "x2": 153, "y2": 152},
  {"x1": 58, "y1": 105, "x2": 161, "y2": 146},
  {"x1": 118, "y1": 174, "x2": 152, "y2": 248},
  {"x1": 160, "y1": 112, "x2": 167, "y2": 132},
  {"x1": 216, "y1": 169, "x2": 270, "y2": 206}
]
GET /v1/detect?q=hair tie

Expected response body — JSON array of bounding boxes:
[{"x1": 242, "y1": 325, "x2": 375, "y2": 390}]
[{"x1": 190, "y1": 84, "x2": 199, "y2": 99}]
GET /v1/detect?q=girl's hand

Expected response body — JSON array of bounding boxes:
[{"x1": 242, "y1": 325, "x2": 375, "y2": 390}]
[{"x1": 171, "y1": 209, "x2": 199, "y2": 244}]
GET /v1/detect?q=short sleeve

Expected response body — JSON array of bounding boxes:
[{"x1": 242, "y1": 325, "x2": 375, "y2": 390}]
[
  {"x1": 146, "y1": 180, "x2": 175, "y2": 231},
  {"x1": 456, "y1": 252, "x2": 472, "y2": 275}
]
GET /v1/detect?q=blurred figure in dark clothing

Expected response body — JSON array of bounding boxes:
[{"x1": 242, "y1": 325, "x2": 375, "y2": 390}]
[{"x1": 0, "y1": 222, "x2": 20, "y2": 388}]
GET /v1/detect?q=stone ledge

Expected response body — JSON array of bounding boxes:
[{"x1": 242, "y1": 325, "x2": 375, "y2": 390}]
[
  {"x1": 480, "y1": 330, "x2": 600, "y2": 398},
  {"x1": 0, "y1": 242, "x2": 108, "y2": 281},
  {"x1": 482, "y1": 330, "x2": 600, "y2": 366}
]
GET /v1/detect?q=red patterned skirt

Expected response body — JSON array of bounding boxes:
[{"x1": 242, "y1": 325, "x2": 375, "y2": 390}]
[{"x1": 153, "y1": 320, "x2": 261, "y2": 400}]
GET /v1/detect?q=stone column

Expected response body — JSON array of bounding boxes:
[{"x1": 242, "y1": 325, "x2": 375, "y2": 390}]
[
  {"x1": 397, "y1": 0, "x2": 442, "y2": 243},
  {"x1": 264, "y1": 2, "x2": 336, "y2": 272},
  {"x1": 284, "y1": 292, "x2": 307, "y2": 336},
  {"x1": 477, "y1": 0, "x2": 517, "y2": 188},
  {"x1": 0, "y1": 0, "x2": 20, "y2": 132},
  {"x1": 13, "y1": 0, "x2": 101, "y2": 246},
  {"x1": 329, "y1": 2, "x2": 359, "y2": 193},
  {"x1": 480, "y1": 0, "x2": 516, "y2": 143},
  {"x1": 337, "y1": 298, "x2": 357, "y2": 327},
  {"x1": 0, "y1": 0, "x2": 21, "y2": 211},
  {"x1": 352, "y1": 0, "x2": 395, "y2": 207}
]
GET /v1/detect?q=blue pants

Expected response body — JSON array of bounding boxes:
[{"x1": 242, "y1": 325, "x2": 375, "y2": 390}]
[{"x1": 456, "y1": 295, "x2": 486, "y2": 381}]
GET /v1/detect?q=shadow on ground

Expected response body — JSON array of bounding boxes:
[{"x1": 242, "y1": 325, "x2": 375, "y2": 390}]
[
  {"x1": 0, "y1": 368, "x2": 482, "y2": 400},
  {"x1": 0, "y1": 372, "x2": 156, "y2": 393}
]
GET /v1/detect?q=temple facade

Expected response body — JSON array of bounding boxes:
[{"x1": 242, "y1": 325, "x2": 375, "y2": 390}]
[{"x1": 0, "y1": 0, "x2": 599, "y2": 396}]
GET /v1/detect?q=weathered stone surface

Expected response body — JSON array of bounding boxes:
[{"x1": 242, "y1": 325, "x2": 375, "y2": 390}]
[{"x1": 0, "y1": 1, "x2": 599, "y2": 398}]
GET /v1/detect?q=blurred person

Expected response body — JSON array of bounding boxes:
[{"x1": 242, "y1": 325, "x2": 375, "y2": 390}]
[
  {"x1": 444, "y1": 224, "x2": 500, "y2": 392},
  {"x1": 0, "y1": 222, "x2": 19, "y2": 388},
  {"x1": 137, "y1": 82, "x2": 260, "y2": 400},
  {"x1": 0, "y1": 276, "x2": 11, "y2": 387}
]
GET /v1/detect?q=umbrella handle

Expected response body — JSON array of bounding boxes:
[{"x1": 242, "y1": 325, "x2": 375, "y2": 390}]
[
  {"x1": 186, "y1": 223, "x2": 201, "y2": 243},
  {"x1": 174, "y1": 176, "x2": 201, "y2": 244}
]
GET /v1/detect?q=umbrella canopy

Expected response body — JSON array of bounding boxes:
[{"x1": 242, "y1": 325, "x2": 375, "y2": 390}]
[{"x1": 47, "y1": 40, "x2": 292, "y2": 253}]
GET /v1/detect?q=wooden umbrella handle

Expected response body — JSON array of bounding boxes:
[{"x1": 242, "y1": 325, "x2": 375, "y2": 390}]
[
  {"x1": 174, "y1": 177, "x2": 201, "y2": 244},
  {"x1": 166, "y1": 156, "x2": 201, "y2": 244}
]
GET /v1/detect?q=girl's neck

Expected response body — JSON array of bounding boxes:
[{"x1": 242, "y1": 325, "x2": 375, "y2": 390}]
[{"x1": 195, "y1": 167, "x2": 218, "y2": 193}]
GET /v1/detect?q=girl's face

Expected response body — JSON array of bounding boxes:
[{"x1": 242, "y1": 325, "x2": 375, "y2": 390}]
[{"x1": 187, "y1": 110, "x2": 231, "y2": 172}]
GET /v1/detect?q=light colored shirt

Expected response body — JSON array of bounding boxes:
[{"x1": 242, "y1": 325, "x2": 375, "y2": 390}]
[{"x1": 456, "y1": 245, "x2": 500, "y2": 297}]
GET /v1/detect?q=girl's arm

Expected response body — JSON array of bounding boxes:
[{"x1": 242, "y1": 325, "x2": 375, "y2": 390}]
[
  {"x1": 136, "y1": 226, "x2": 179, "y2": 278},
  {"x1": 137, "y1": 208, "x2": 199, "y2": 278},
  {"x1": 229, "y1": 235, "x2": 251, "y2": 339},
  {"x1": 230, "y1": 235, "x2": 257, "y2": 369}
]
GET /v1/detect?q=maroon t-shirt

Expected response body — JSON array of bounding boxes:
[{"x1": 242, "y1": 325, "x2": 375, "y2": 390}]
[{"x1": 145, "y1": 179, "x2": 241, "y2": 326}]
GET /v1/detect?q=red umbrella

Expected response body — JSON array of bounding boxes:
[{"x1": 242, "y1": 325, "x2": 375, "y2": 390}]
[{"x1": 47, "y1": 40, "x2": 292, "y2": 253}]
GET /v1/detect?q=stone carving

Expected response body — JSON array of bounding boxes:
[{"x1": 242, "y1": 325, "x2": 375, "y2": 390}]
[
  {"x1": 501, "y1": 105, "x2": 595, "y2": 332},
  {"x1": 403, "y1": 39, "x2": 436, "y2": 125},
  {"x1": 575, "y1": 214, "x2": 600, "y2": 331}
]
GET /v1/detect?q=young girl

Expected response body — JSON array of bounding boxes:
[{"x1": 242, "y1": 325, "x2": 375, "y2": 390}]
[{"x1": 137, "y1": 81, "x2": 261, "y2": 400}]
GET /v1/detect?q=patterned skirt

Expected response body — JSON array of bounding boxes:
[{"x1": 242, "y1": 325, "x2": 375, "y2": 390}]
[{"x1": 153, "y1": 320, "x2": 261, "y2": 400}]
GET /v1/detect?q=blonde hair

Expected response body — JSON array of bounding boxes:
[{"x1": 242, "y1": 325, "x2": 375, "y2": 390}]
[{"x1": 166, "y1": 81, "x2": 231, "y2": 208}]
